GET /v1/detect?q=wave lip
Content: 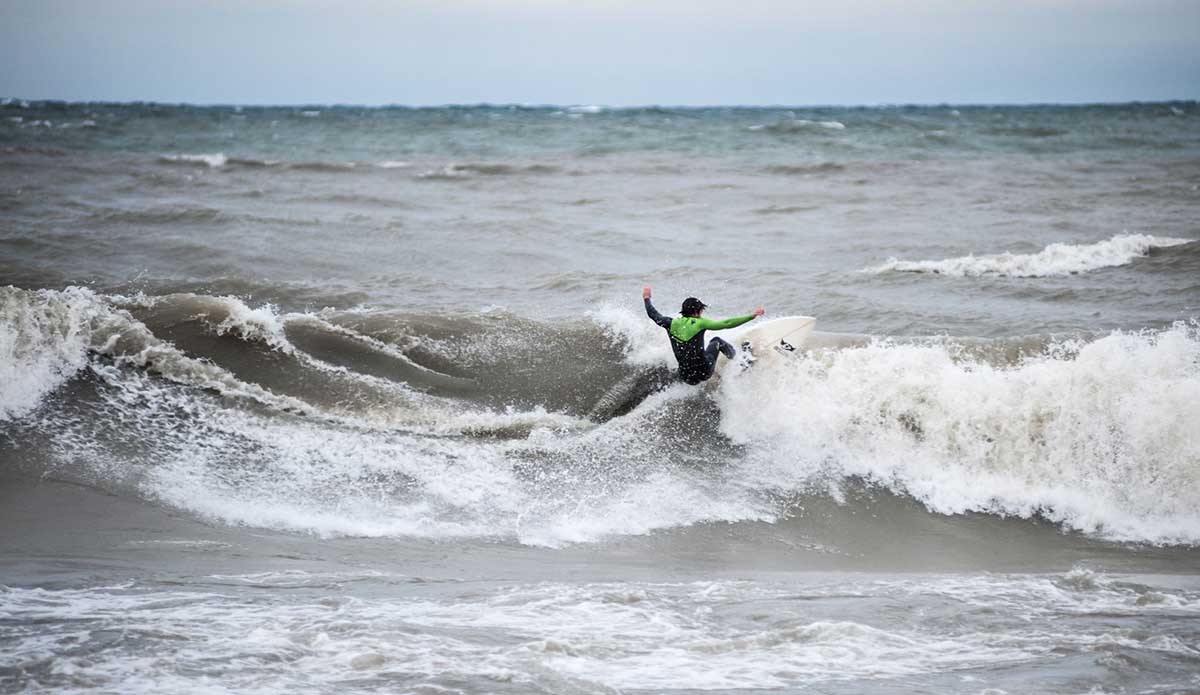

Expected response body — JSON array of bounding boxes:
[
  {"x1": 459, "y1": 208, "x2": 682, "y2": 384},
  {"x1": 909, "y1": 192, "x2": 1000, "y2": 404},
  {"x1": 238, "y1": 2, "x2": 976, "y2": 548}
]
[{"x1": 865, "y1": 234, "x2": 1194, "y2": 278}]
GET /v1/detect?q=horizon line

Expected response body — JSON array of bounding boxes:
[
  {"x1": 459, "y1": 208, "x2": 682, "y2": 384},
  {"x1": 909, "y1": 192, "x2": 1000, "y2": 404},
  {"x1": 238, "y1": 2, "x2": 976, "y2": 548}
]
[{"x1": 3, "y1": 96, "x2": 1197, "y2": 111}]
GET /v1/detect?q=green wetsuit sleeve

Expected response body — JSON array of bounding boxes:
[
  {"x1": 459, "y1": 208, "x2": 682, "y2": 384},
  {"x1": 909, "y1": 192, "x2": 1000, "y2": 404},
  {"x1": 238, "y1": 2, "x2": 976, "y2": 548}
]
[{"x1": 697, "y1": 315, "x2": 755, "y2": 331}]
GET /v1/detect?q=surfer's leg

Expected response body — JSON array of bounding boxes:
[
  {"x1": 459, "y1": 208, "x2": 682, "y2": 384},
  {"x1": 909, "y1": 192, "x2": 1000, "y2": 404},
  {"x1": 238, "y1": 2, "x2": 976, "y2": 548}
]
[
  {"x1": 701, "y1": 339, "x2": 733, "y2": 376},
  {"x1": 707, "y1": 337, "x2": 735, "y2": 362}
]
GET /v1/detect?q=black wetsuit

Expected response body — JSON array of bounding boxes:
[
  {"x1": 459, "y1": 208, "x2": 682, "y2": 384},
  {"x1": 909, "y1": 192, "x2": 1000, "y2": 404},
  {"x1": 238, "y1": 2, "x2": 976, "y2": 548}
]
[{"x1": 644, "y1": 298, "x2": 754, "y2": 384}]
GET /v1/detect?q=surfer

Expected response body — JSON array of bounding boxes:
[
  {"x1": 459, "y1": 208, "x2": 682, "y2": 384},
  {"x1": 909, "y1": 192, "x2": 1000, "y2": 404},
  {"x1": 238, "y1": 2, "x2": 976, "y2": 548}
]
[{"x1": 643, "y1": 286, "x2": 764, "y2": 384}]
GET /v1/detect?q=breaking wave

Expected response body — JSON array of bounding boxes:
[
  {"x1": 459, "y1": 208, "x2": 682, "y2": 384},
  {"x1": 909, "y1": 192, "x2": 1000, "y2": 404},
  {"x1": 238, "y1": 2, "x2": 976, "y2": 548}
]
[
  {"x1": 0, "y1": 287, "x2": 315, "y2": 421},
  {"x1": 2, "y1": 289, "x2": 1199, "y2": 546},
  {"x1": 717, "y1": 324, "x2": 1200, "y2": 544},
  {"x1": 864, "y1": 234, "x2": 1194, "y2": 277}
]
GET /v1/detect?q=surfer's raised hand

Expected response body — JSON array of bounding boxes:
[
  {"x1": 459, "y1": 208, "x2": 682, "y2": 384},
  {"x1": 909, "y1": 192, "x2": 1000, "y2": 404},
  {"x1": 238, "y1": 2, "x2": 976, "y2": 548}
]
[
  {"x1": 753, "y1": 307, "x2": 765, "y2": 317},
  {"x1": 642, "y1": 286, "x2": 652, "y2": 300}
]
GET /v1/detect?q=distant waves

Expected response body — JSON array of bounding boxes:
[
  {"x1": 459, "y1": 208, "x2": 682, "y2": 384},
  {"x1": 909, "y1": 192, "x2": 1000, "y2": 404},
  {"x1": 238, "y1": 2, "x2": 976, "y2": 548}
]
[
  {"x1": 156, "y1": 152, "x2": 565, "y2": 179},
  {"x1": 864, "y1": 234, "x2": 1195, "y2": 278}
]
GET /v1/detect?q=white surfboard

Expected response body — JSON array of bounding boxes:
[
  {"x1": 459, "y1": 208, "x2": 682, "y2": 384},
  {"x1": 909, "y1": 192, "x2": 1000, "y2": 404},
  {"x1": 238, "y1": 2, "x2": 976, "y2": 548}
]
[
  {"x1": 713, "y1": 315, "x2": 817, "y2": 378},
  {"x1": 737, "y1": 315, "x2": 816, "y2": 353}
]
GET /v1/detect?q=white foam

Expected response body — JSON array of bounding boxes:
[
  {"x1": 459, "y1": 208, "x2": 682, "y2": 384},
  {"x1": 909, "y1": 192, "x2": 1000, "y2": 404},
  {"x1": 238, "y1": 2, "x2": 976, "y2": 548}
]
[
  {"x1": 865, "y1": 233, "x2": 1193, "y2": 277},
  {"x1": 160, "y1": 153, "x2": 228, "y2": 168},
  {"x1": 139, "y1": 398, "x2": 531, "y2": 540},
  {"x1": 717, "y1": 323, "x2": 1200, "y2": 544},
  {"x1": 566, "y1": 105, "x2": 604, "y2": 114},
  {"x1": 202, "y1": 296, "x2": 294, "y2": 353},
  {"x1": 588, "y1": 302, "x2": 675, "y2": 368},
  {"x1": 376, "y1": 160, "x2": 410, "y2": 169},
  {"x1": 0, "y1": 287, "x2": 96, "y2": 421},
  {"x1": 123, "y1": 365, "x2": 650, "y2": 544},
  {"x1": 6, "y1": 573, "x2": 1192, "y2": 692},
  {"x1": 586, "y1": 305, "x2": 1200, "y2": 545}
]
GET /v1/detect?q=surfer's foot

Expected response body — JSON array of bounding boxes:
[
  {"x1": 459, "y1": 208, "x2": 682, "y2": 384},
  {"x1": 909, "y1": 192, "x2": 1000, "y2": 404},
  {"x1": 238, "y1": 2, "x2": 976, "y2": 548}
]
[
  {"x1": 738, "y1": 341, "x2": 755, "y2": 370},
  {"x1": 720, "y1": 340, "x2": 736, "y2": 359}
]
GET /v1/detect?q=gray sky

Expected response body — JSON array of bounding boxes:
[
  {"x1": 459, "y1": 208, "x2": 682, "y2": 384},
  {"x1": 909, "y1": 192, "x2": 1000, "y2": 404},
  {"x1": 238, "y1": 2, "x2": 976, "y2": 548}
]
[{"x1": 2, "y1": 0, "x2": 1197, "y2": 106}]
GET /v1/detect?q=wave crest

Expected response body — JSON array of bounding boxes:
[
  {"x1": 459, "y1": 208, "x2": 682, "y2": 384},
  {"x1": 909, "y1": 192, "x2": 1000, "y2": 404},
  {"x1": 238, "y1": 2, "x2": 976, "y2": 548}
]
[{"x1": 864, "y1": 234, "x2": 1193, "y2": 277}]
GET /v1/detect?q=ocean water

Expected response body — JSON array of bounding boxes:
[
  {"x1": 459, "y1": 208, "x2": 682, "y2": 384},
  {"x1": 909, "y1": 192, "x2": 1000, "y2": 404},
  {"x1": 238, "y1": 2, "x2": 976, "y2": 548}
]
[{"x1": 1, "y1": 100, "x2": 1199, "y2": 694}]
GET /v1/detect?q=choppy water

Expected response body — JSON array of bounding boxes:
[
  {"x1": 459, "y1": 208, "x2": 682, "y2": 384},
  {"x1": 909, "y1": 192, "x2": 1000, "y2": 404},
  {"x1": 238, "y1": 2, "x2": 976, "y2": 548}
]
[{"x1": 2, "y1": 100, "x2": 1199, "y2": 693}]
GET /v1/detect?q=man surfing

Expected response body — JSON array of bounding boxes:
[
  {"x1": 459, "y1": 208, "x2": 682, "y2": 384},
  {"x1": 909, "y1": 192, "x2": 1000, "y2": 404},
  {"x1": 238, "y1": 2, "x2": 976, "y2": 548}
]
[{"x1": 643, "y1": 285, "x2": 765, "y2": 384}]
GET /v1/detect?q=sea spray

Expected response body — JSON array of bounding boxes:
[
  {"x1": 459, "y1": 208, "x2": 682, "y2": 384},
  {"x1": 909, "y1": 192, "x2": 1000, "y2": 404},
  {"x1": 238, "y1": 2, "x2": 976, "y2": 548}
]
[
  {"x1": 718, "y1": 323, "x2": 1200, "y2": 544},
  {"x1": 0, "y1": 287, "x2": 95, "y2": 421}
]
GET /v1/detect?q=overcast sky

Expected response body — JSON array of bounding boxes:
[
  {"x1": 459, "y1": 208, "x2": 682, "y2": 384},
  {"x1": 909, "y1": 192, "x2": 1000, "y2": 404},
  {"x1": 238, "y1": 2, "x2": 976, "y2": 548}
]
[{"x1": 2, "y1": 0, "x2": 1197, "y2": 106}]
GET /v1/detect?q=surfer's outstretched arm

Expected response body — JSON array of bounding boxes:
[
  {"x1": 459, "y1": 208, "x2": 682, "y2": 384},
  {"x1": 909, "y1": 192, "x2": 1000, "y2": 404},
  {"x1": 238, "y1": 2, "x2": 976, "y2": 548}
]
[
  {"x1": 643, "y1": 286, "x2": 673, "y2": 329},
  {"x1": 697, "y1": 307, "x2": 765, "y2": 331},
  {"x1": 698, "y1": 315, "x2": 754, "y2": 331}
]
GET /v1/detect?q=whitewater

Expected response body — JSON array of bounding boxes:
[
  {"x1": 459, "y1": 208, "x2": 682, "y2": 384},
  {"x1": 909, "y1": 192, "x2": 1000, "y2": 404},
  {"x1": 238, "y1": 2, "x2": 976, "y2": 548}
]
[{"x1": 2, "y1": 100, "x2": 1199, "y2": 694}]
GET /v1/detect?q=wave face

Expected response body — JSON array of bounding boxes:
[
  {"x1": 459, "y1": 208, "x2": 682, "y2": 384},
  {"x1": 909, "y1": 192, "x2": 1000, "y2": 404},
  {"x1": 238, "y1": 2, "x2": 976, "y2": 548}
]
[
  {"x1": 865, "y1": 234, "x2": 1194, "y2": 277},
  {"x1": 4, "y1": 287, "x2": 1198, "y2": 547}
]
